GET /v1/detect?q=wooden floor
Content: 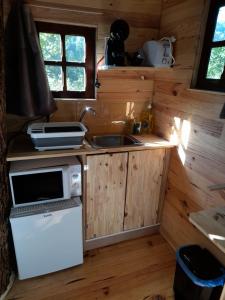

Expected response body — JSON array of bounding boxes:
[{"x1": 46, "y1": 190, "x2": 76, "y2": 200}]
[{"x1": 6, "y1": 234, "x2": 175, "y2": 300}]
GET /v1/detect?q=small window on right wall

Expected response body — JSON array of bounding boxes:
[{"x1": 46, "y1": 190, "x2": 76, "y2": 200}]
[{"x1": 196, "y1": 0, "x2": 225, "y2": 92}]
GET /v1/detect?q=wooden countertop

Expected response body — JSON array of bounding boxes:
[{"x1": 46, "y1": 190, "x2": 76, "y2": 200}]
[
  {"x1": 7, "y1": 134, "x2": 176, "y2": 162},
  {"x1": 189, "y1": 206, "x2": 225, "y2": 254}
]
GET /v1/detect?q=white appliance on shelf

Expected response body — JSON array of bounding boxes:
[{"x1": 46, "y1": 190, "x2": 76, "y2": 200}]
[
  {"x1": 142, "y1": 36, "x2": 176, "y2": 67},
  {"x1": 10, "y1": 197, "x2": 83, "y2": 280}
]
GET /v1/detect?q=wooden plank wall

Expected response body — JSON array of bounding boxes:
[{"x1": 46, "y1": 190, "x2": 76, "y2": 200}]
[
  {"x1": 153, "y1": 0, "x2": 225, "y2": 264},
  {"x1": 5, "y1": 0, "x2": 162, "y2": 134},
  {"x1": 25, "y1": 0, "x2": 162, "y2": 62},
  {"x1": 52, "y1": 68, "x2": 155, "y2": 134}
]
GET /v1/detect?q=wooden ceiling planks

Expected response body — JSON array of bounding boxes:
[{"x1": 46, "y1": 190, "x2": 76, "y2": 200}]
[
  {"x1": 25, "y1": 0, "x2": 162, "y2": 28},
  {"x1": 25, "y1": 0, "x2": 162, "y2": 62}
]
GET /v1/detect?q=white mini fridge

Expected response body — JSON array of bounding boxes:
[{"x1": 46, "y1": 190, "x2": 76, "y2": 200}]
[{"x1": 10, "y1": 198, "x2": 83, "y2": 280}]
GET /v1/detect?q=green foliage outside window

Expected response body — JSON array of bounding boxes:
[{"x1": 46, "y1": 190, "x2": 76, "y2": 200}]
[
  {"x1": 39, "y1": 33, "x2": 62, "y2": 61},
  {"x1": 39, "y1": 32, "x2": 86, "y2": 92},
  {"x1": 207, "y1": 47, "x2": 225, "y2": 79}
]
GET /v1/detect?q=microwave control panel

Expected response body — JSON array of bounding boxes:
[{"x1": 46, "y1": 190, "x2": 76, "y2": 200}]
[{"x1": 69, "y1": 165, "x2": 82, "y2": 197}]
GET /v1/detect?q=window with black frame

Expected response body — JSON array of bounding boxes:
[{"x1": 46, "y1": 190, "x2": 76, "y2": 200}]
[
  {"x1": 36, "y1": 22, "x2": 96, "y2": 99},
  {"x1": 196, "y1": 0, "x2": 225, "y2": 92}
]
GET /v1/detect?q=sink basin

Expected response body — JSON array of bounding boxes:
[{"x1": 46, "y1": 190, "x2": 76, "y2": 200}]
[{"x1": 87, "y1": 134, "x2": 143, "y2": 148}]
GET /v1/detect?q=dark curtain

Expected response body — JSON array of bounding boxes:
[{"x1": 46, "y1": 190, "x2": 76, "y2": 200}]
[
  {"x1": 0, "y1": 0, "x2": 11, "y2": 296},
  {"x1": 5, "y1": 0, "x2": 57, "y2": 117}
]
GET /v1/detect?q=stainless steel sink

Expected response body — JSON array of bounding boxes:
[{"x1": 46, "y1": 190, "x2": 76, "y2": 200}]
[{"x1": 87, "y1": 134, "x2": 143, "y2": 148}]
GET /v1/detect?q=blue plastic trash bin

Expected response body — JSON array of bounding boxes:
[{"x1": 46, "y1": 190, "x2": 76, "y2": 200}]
[{"x1": 173, "y1": 245, "x2": 225, "y2": 300}]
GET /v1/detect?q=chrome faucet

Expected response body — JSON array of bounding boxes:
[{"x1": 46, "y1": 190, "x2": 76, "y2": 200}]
[{"x1": 79, "y1": 106, "x2": 96, "y2": 122}]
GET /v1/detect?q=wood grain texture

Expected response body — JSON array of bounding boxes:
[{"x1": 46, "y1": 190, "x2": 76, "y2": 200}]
[
  {"x1": 86, "y1": 153, "x2": 128, "y2": 239},
  {"x1": 84, "y1": 225, "x2": 159, "y2": 250},
  {"x1": 157, "y1": 148, "x2": 171, "y2": 223},
  {"x1": 189, "y1": 206, "x2": 225, "y2": 254},
  {"x1": 51, "y1": 69, "x2": 155, "y2": 135},
  {"x1": 124, "y1": 149, "x2": 165, "y2": 230},
  {"x1": 7, "y1": 134, "x2": 175, "y2": 162},
  {"x1": 152, "y1": 0, "x2": 225, "y2": 266},
  {"x1": 7, "y1": 68, "x2": 156, "y2": 136},
  {"x1": 6, "y1": 234, "x2": 175, "y2": 300},
  {"x1": 25, "y1": 0, "x2": 162, "y2": 29},
  {"x1": 0, "y1": 0, "x2": 11, "y2": 296},
  {"x1": 4, "y1": 0, "x2": 161, "y2": 135},
  {"x1": 23, "y1": 0, "x2": 161, "y2": 64}
]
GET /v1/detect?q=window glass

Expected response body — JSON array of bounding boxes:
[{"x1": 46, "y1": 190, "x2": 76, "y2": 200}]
[
  {"x1": 36, "y1": 22, "x2": 95, "y2": 98},
  {"x1": 206, "y1": 47, "x2": 225, "y2": 79},
  {"x1": 66, "y1": 67, "x2": 86, "y2": 91},
  {"x1": 213, "y1": 6, "x2": 225, "y2": 42},
  {"x1": 65, "y1": 35, "x2": 86, "y2": 63},
  {"x1": 39, "y1": 33, "x2": 62, "y2": 61},
  {"x1": 45, "y1": 66, "x2": 63, "y2": 91}
]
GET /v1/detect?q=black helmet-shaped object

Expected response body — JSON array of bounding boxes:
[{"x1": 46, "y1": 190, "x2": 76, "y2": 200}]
[{"x1": 110, "y1": 19, "x2": 129, "y2": 41}]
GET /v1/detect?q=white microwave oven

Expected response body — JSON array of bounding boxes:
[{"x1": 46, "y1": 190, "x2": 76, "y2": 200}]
[{"x1": 9, "y1": 157, "x2": 82, "y2": 207}]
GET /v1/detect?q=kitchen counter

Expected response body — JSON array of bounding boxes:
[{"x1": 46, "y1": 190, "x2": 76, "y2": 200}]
[
  {"x1": 189, "y1": 206, "x2": 225, "y2": 254},
  {"x1": 7, "y1": 134, "x2": 176, "y2": 162}
]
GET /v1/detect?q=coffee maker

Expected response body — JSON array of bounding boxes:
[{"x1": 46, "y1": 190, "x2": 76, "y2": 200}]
[{"x1": 105, "y1": 19, "x2": 129, "y2": 66}]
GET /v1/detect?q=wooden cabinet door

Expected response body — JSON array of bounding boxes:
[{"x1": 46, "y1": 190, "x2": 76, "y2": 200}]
[
  {"x1": 86, "y1": 153, "x2": 128, "y2": 239},
  {"x1": 124, "y1": 149, "x2": 165, "y2": 230}
]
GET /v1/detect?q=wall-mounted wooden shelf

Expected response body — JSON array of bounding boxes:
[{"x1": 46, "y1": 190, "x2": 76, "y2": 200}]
[
  {"x1": 189, "y1": 206, "x2": 225, "y2": 254},
  {"x1": 98, "y1": 66, "x2": 173, "y2": 71}
]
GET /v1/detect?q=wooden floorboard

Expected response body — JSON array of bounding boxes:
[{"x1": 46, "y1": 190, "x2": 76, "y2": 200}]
[{"x1": 6, "y1": 234, "x2": 175, "y2": 300}]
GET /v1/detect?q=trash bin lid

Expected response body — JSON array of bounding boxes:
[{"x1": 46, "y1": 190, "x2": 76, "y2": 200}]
[{"x1": 176, "y1": 245, "x2": 225, "y2": 287}]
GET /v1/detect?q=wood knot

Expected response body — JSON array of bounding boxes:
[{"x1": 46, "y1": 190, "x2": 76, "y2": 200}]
[
  {"x1": 143, "y1": 295, "x2": 165, "y2": 300},
  {"x1": 181, "y1": 200, "x2": 188, "y2": 208},
  {"x1": 151, "y1": 296, "x2": 166, "y2": 300},
  {"x1": 172, "y1": 90, "x2": 178, "y2": 96},
  {"x1": 102, "y1": 286, "x2": 110, "y2": 295},
  {"x1": 147, "y1": 240, "x2": 153, "y2": 247},
  {"x1": 133, "y1": 164, "x2": 138, "y2": 170}
]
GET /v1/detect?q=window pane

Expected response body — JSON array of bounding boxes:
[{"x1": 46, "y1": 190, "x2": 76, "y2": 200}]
[
  {"x1": 66, "y1": 67, "x2": 86, "y2": 91},
  {"x1": 45, "y1": 66, "x2": 63, "y2": 91},
  {"x1": 65, "y1": 35, "x2": 86, "y2": 63},
  {"x1": 213, "y1": 6, "x2": 225, "y2": 42},
  {"x1": 206, "y1": 47, "x2": 225, "y2": 79},
  {"x1": 39, "y1": 33, "x2": 62, "y2": 61}
]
